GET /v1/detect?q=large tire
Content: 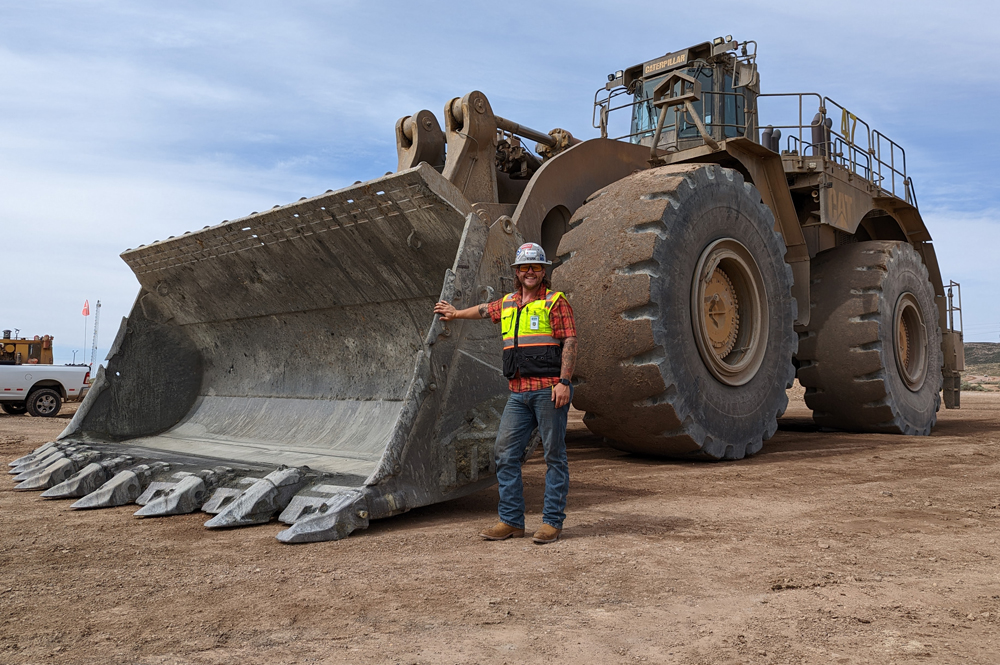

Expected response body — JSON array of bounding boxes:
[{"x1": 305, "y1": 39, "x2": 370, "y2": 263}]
[
  {"x1": 554, "y1": 164, "x2": 796, "y2": 459},
  {"x1": 796, "y1": 240, "x2": 941, "y2": 434},
  {"x1": 1, "y1": 402, "x2": 27, "y2": 415},
  {"x1": 26, "y1": 388, "x2": 62, "y2": 418}
]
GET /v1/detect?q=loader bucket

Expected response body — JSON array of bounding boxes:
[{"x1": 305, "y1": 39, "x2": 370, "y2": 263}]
[{"x1": 26, "y1": 163, "x2": 523, "y2": 542}]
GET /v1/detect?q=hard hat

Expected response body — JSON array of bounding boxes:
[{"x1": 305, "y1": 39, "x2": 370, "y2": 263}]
[{"x1": 511, "y1": 242, "x2": 551, "y2": 266}]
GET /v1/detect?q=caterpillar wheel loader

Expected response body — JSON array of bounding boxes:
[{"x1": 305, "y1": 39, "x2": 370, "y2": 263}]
[{"x1": 10, "y1": 36, "x2": 964, "y2": 543}]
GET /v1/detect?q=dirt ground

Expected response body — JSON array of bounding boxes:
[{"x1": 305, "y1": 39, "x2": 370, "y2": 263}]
[{"x1": 2, "y1": 386, "x2": 1000, "y2": 665}]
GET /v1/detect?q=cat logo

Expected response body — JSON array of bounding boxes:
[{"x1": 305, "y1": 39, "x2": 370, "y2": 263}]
[
  {"x1": 821, "y1": 180, "x2": 871, "y2": 232},
  {"x1": 827, "y1": 188, "x2": 851, "y2": 229},
  {"x1": 643, "y1": 50, "x2": 689, "y2": 77}
]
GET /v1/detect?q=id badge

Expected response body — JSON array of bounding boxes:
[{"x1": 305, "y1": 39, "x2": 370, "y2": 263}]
[{"x1": 530, "y1": 315, "x2": 540, "y2": 330}]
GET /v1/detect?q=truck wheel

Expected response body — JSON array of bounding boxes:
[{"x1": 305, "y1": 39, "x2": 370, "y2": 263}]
[
  {"x1": 796, "y1": 240, "x2": 942, "y2": 434},
  {"x1": 1, "y1": 402, "x2": 27, "y2": 415},
  {"x1": 554, "y1": 164, "x2": 796, "y2": 459},
  {"x1": 26, "y1": 388, "x2": 62, "y2": 418}
]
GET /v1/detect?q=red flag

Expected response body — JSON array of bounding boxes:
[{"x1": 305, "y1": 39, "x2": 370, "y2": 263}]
[{"x1": 82, "y1": 300, "x2": 90, "y2": 316}]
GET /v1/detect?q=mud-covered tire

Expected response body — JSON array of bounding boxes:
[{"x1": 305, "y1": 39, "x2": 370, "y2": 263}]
[
  {"x1": 1, "y1": 402, "x2": 27, "y2": 415},
  {"x1": 26, "y1": 388, "x2": 61, "y2": 418},
  {"x1": 796, "y1": 241, "x2": 942, "y2": 434},
  {"x1": 553, "y1": 164, "x2": 796, "y2": 459}
]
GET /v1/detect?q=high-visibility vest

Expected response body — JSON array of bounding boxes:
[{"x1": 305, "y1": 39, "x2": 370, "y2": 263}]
[{"x1": 500, "y1": 290, "x2": 565, "y2": 379}]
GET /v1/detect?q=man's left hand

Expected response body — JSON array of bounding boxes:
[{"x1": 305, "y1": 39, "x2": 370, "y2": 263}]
[{"x1": 551, "y1": 382, "x2": 571, "y2": 409}]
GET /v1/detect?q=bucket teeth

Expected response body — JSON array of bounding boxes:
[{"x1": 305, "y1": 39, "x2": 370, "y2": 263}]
[
  {"x1": 12, "y1": 450, "x2": 89, "y2": 482},
  {"x1": 13, "y1": 457, "x2": 73, "y2": 488},
  {"x1": 277, "y1": 483, "x2": 358, "y2": 524},
  {"x1": 10, "y1": 448, "x2": 75, "y2": 475},
  {"x1": 134, "y1": 475, "x2": 208, "y2": 517},
  {"x1": 9, "y1": 452, "x2": 62, "y2": 476},
  {"x1": 204, "y1": 467, "x2": 309, "y2": 529},
  {"x1": 134, "y1": 467, "x2": 234, "y2": 517},
  {"x1": 136, "y1": 477, "x2": 188, "y2": 506},
  {"x1": 201, "y1": 476, "x2": 259, "y2": 514},
  {"x1": 70, "y1": 462, "x2": 170, "y2": 509},
  {"x1": 40, "y1": 456, "x2": 134, "y2": 499},
  {"x1": 276, "y1": 489, "x2": 370, "y2": 544},
  {"x1": 9, "y1": 441, "x2": 59, "y2": 467},
  {"x1": 39, "y1": 462, "x2": 102, "y2": 498},
  {"x1": 14, "y1": 452, "x2": 100, "y2": 491}
]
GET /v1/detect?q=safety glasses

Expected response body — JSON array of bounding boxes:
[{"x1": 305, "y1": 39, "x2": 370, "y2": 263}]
[{"x1": 516, "y1": 264, "x2": 545, "y2": 273}]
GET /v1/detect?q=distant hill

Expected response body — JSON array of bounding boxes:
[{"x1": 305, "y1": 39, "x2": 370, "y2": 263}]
[
  {"x1": 965, "y1": 342, "x2": 1000, "y2": 366},
  {"x1": 963, "y1": 342, "x2": 1000, "y2": 385}
]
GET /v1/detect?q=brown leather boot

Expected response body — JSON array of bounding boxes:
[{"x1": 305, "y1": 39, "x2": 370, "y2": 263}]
[
  {"x1": 532, "y1": 524, "x2": 562, "y2": 544},
  {"x1": 479, "y1": 522, "x2": 525, "y2": 540}
]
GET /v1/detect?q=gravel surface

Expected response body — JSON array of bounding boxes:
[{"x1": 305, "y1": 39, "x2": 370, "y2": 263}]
[{"x1": 2, "y1": 386, "x2": 999, "y2": 664}]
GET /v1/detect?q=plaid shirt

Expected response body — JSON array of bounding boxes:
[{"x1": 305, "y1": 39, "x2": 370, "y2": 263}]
[{"x1": 487, "y1": 285, "x2": 576, "y2": 393}]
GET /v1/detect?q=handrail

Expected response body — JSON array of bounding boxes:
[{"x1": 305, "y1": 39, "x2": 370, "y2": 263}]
[
  {"x1": 595, "y1": 84, "x2": 916, "y2": 208},
  {"x1": 756, "y1": 92, "x2": 914, "y2": 206},
  {"x1": 946, "y1": 281, "x2": 963, "y2": 334},
  {"x1": 754, "y1": 92, "x2": 824, "y2": 151},
  {"x1": 905, "y1": 177, "x2": 918, "y2": 208},
  {"x1": 872, "y1": 129, "x2": 908, "y2": 201}
]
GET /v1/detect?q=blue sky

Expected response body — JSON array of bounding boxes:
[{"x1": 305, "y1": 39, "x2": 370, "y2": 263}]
[{"x1": 1, "y1": 0, "x2": 997, "y2": 366}]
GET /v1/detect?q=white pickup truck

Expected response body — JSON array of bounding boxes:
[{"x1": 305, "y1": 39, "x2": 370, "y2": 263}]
[{"x1": 0, "y1": 364, "x2": 90, "y2": 417}]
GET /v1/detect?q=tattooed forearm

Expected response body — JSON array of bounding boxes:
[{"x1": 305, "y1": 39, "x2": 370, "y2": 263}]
[
  {"x1": 477, "y1": 303, "x2": 489, "y2": 319},
  {"x1": 560, "y1": 337, "x2": 577, "y2": 380}
]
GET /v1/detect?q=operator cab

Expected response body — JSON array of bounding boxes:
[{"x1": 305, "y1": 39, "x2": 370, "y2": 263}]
[{"x1": 597, "y1": 37, "x2": 759, "y2": 152}]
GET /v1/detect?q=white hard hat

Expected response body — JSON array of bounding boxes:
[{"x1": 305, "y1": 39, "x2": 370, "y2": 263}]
[{"x1": 511, "y1": 242, "x2": 551, "y2": 266}]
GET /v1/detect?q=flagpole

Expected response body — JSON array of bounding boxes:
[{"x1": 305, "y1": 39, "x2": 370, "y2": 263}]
[{"x1": 81, "y1": 299, "x2": 90, "y2": 365}]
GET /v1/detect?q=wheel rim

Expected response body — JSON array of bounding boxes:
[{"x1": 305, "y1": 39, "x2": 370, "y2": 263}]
[
  {"x1": 35, "y1": 394, "x2": 57, "y2": 415},
  {"x1": 894, "y1": 292, "x2": 928, "y2": 391},
  {"x1": 691, "y1": 238, "x2": 769, "y2": 386}
]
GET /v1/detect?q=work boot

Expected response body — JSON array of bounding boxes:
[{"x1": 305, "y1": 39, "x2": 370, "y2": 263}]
[
  {"x1": 479, "y1": 522, "x2": 524, "y2": 540},
  {"x1": 532, "y1": 524, "x2": 562, "y2": 544}
]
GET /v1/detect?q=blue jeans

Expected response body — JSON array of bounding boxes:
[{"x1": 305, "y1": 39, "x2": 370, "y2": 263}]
[{"x1": 494, "y1": 386, "x2": 571, "y2": 530}]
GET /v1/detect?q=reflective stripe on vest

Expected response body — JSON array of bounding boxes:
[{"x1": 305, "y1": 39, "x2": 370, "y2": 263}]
[
  {"x1": 503, "y1": 334, "x2": 559, "y2": 349},
  {"x1": 500, "y1": 291, "x2": 565, "y2": 348}
]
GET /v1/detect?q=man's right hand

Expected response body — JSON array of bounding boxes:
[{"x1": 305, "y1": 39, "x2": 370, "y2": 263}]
[
  {"x1": 434, "y1": 301, "x2": 457, "y2": 321},
  {"x1": 435, "y1": 301, "x2": 488, "y2": 321}
]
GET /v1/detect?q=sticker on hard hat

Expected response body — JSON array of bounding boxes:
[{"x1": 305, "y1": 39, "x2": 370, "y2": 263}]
[
  {"x1": 530, "y1": 315, "x2": 540, "y2": 330},
  {"x1": 512, "y1": 242, "x2": 550, "y2": 266}
]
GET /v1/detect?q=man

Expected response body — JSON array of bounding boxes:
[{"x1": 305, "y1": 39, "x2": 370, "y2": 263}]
[{"x1": 434, "y1": 242, "x2": 577, "y2": 544}]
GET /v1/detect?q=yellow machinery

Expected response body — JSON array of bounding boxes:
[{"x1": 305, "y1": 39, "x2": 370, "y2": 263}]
[{"x1": 1, "y1": 331, "x2": 54, "y2": 365}]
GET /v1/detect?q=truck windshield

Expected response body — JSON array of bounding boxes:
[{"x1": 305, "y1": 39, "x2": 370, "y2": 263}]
[{"x1": 630, "y1": 66, "x2": 714, "y2": 144}]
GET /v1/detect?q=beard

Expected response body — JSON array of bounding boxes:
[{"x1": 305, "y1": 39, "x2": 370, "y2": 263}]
[{"x1": 515, "y1": 270, "x2": 549, "y2": 291}]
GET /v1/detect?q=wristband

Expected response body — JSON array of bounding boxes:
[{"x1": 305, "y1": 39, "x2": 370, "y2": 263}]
[{"x1": 559, "y1": 378, "x2": 572, "y2": 387}]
